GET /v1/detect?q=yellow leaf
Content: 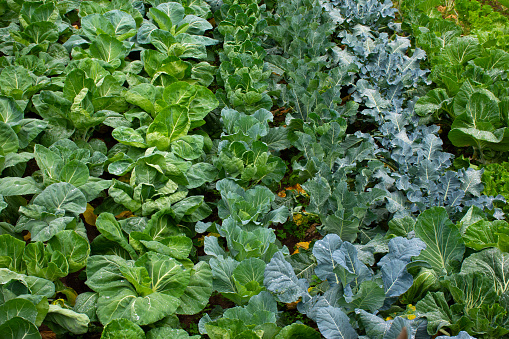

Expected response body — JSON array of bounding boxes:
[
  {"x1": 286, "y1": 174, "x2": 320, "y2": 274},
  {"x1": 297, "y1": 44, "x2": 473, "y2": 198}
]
[
  {"x1": 293, "y1": 213, "x2": 304, "y2": 226},
  {"x1": 116, "y1": 210, "x2": 134, "y2": 219},
  {"x1": 59, "y1": 287, "x2": 78, "y2": 306},
  {"x1": 196, "y1": 235, "x2": 205, "y2": 247},
  {"x1": 296, "y1": 241, "x2": 310, "y2": 250},
  {"x1": 294, "y1": 183, "x2": 306, "y2": 195},
  {"x1": 118, "y1": 173, "x2": 131, "y2": 183},
  {"x1": 23, "y1": 232, "x2": 31, "y2": 241},
  {"x1": 83, "y1": 204, "x2": 97, "y2": 226},
  {"x1": 277, "y1": 191, "x2": 286, "y2": 198},
  {"x1": 286, "y1": 300, "x2": 299, "y2": 310},
  {"x1": 207, "y1": 233, "x2": 221, "y2": 238},
  {"x1": 52, "y1": 299, "x2": 66, "y2": 307}
]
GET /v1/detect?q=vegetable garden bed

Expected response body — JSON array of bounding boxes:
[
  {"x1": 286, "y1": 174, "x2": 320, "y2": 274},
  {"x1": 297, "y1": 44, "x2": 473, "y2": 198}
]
[{"x1": 0, "y1": 0, "x2": 508, "y2": 338}]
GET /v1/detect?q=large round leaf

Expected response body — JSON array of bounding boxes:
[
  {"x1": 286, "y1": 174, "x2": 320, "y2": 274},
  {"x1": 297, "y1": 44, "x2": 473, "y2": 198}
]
[
  {"x1": 60, "y1": 160, "x2": 90, "y2": 187},
  {"x1": 33, "y1": 182, "x2": 87, "y2": 215},
  {"x1": 96, "y1": 288, "x2": 180, "y2": 326},
  {"x1": 276, "y1": 323, "x2": 321, "y2": 339},
  {"x1": 0, "y1": 96, "x2": 23, "y2": 124},
  {"x1": 101, "y1": 318, "x2": 144, "y2": 339},
  {"x1": 47, "y1": 231, "x2": 90, "y2": 273},
  {"x1": 74, "y1": 292, "x2": 98, "y2": 323},
  {"x1": 176, "y1": 261, "x2": 213, "y2": 315},
  {"x1": 0, "y1": 298, "x2": 38, "y2": 324},
  {"x1": 0, "y1": 121, "x2": 18, "y2": 154},
  {"x1": 146, "y1": 105, "x2": 190, "y2": 151},
  {"x1": 414, "y1": 207, "x2": 465, "y2": 275},
  {"x1": 0, "y1": 316, "x2": 41, "y2": 339},
  {"x1": 135, "y1": 252, "x2": 190, "y2": 297},
  {"x1": 461, "y1": 247, "x2": 509, "y2": 296}
]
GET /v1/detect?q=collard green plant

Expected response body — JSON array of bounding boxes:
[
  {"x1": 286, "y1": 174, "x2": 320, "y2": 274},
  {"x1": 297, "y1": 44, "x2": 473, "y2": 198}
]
[{"x1": 0, "y1": 0, "x2": 508, "y2": 337}]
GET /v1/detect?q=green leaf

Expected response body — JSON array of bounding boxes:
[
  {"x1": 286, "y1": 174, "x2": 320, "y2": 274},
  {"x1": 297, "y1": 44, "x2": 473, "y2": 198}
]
[
  {"x1": 150, "y1": 29, "x2": 177, "y2": 55},
  {"x1": 0, "y1": 96, "x2": 23, "y2": 124},
  {"x1": 74, "y1": 292, "x2": 98, "y2": 323},
  {"x1": 176, "y1": 261, "x2": 213, "y2": 315},
  {"x1": 162, "y1": 81, "x2": 195, "y2": 107},
  {"x1": 96, "y1": 213, "x2": 137, "y2": 260},
  {"x1": 104, "y1": 10, "x2": 137, "y2": 40},
  {"x1": 112, "y1": 127, "x2": 147, "y2": 148},
  {"x1": 146, "y1": 105, "x2": 190, "y2": 151},
  {"x1": 63, "y1": 68, "x2": 94, "y2": 102},
  {"x1": 101, "y1": 318, "x2": 145, "y2": 339},
  {"x1": 139, "y1": 235, "x2": 192, "y2": 259},
  {"x1": 136, "y1": 252, "x2": 190, "y2": 297},
  {"x1": 461, "y1": 247, "x2": 509, "y2": 296},
  {"x1": 118, "y1": 265, "x2": 153, "y2": 296},
  {"x1": 147, "y1": 327, "x2": 201, "y2": 339},
  {"x1": 44, "y1": 304, "x2": 89, "y2": 335},
  {"x1": 349, "y1": 280, "x2": 386, "y2": 312},
  {"x1": 33, "y1": 182, "x2": 87, "y2": 215},
  {"x1": 188, "y1": 85, "x2": 218, "y2": 121},
  {"x1": 276, "y1": 323, "x2": 321, "y2": 339},
  {"x1": 172, "y1": 135, "x2": 203, "y2": 160},
  {"x1": 149, "y1": 7, "x2": 173, "y2": 31},
  {"x1": 85, "y1": 255, "x2": 134, "y2": 293},
  {"x1": 316, "y1": 306, "x2": 357, "y2": 339},
  {"x1": 463, "y1": 220, "x2": 507, "y2": 251},
  {"x1": 59, "y1": 160, "x2": 90, "y2": 187},
  {"x1": 415, "y1": 88, "x2": 451, "y2": 117},
  {"x1": 442, "y1": 272, "x2": 498, "y2": 312},
  {"x1": 231, "y1": 258, "x2": 266, "y2": 305},
  {"x1": 440, "y1": 36, "x2": 480, "y2": 65},
  {"x1": 0, "y1": 298, "x2": 38, "y2": 324},
  {"x1": 89, "y1": 34, "x2": 127, "y2": 64},
  {"x1": 0, "y1": 317, "x2": 41, "y2": 339},
  {"x1": 22, "y1": 22, "x2": 59, "y2": 44},
  {"x1": 0, "y1": 66, "x2": 34, "y2": 99},
  {"x1": 473, "y1": 49, "x2": 509, "y2": 71},
  {"x1": 0, "y1": 234, "x2": 26, "y2": 273},
  {"x1": 16, "y1": 120, "x2": 48, "y2": 149},
  {"x1": 23, "y1": 243, "x2": 69, "y2": 281},
  {"x1": 414, "y1": 207, "x2": 465, "y2": 275},
  {"x1": 415, "y1": 292, "x2": 456, "y2": 335},
  {"x1": 154, "y1": 2, "x2": 185, "y2": 26},
  {"x1": 186, "y1": 163, "x2": 217, "y2": 189},
  {"x1": 178, "y1": 15, "x2": 212, "y2": 35},
  {"x1": 47, "y1": 231, "x2": 90, "y2": 273},
  {"x1": 34, "y1": 144, "x2": 63, "y2": 185},
  {"x1": 96, "y1": 287, "x2": 179, "y2": 326},
  {"x1": 124, "y1": 83, "x2": 157, "y2": 115},
  {"x1": 0, "y1": 121, "x2": 18, "y2": 154},
  {"x1": 81, "y1": 14, "x2": 115, "y2": 39},
  {"x1": 0, "y1": 177, "x2": 42, "y2": 196},
  {"x1": 20, "y1": 1, "x2": 59, "y2": 26},
  {"x1": 78, "y1": 178, "x2": 112, "y2": 202},
  {"x1": 449, "y1": 92, "x2": 509, "y2": 152}
]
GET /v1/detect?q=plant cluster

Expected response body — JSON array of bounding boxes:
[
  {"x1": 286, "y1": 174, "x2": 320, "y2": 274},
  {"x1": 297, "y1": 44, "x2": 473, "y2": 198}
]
[{"x1": 0, "y1": 0, "x2": 508, "y2": 338}]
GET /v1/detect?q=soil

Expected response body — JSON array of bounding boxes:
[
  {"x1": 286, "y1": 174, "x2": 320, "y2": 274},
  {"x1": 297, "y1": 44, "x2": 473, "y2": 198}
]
[
  {"x1": 59, "y1": 269, "x2": 91, "y2": 297},
  {"x1": 178, "y1": 293, "x2": 235, "y2": 335},
  {"x1": 269, "y1": 106, "x2": 292, "y2": 127},
  {"x1": 272, "y1": 222, "x2": 322, "y2": 254}
]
